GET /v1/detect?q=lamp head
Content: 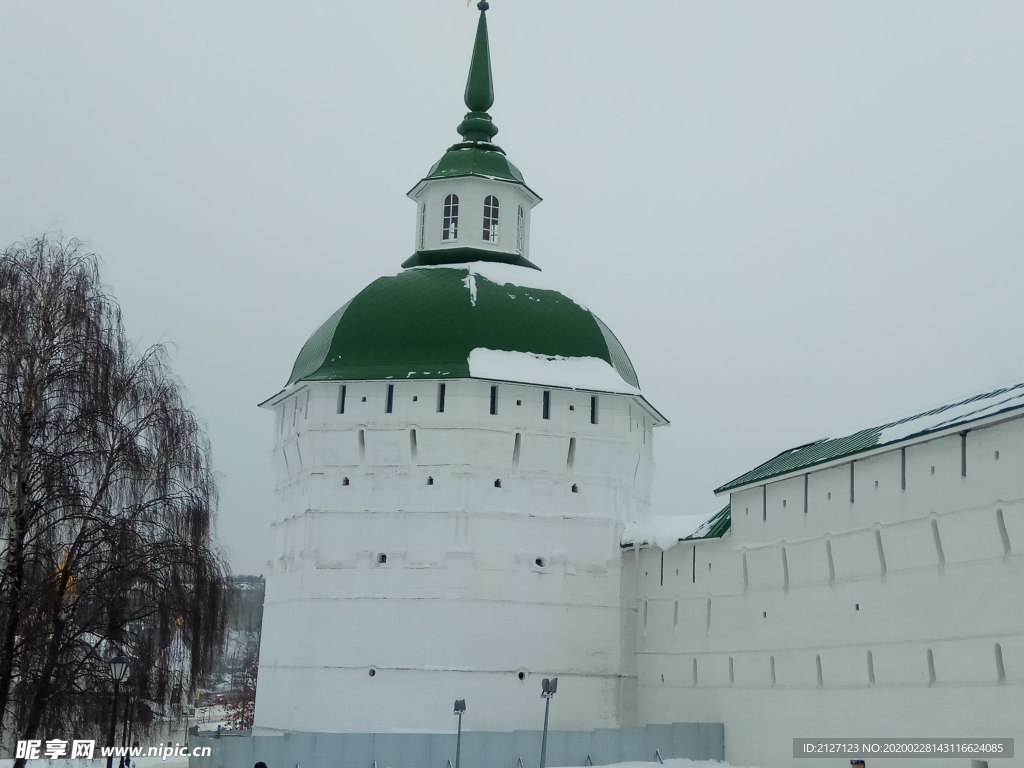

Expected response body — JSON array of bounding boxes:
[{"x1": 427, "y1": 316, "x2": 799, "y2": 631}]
[
  {"x1": 454, "y1": 699, "x2": 466, "y2": 715},
  {"x1": 109, "y1": 655, "x2": 129, "y2": 683}
]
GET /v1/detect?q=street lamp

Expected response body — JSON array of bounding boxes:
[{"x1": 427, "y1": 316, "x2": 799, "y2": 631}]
[
  {"x1": 539, "y1": 677, "x2": 558, "y2": 768},
  {"x1": 106, "y1": 656, "x2": 130, "y2": 768},
  {"x1": 453, "y1": 699, "x2": 466, "y2": 768}
]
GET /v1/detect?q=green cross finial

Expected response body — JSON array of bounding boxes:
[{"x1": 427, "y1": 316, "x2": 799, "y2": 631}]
[{"x1": 457, "y1": 0, "x2": 498, "y2": 143}]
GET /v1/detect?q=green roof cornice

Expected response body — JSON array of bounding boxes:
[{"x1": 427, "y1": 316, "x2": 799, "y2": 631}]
[
  {"x1": 458, "y1": 2, "x2": 498, "y2": 143},
  {"x1": 402, "y1": 246, "x2": 540, "y2": 270}
]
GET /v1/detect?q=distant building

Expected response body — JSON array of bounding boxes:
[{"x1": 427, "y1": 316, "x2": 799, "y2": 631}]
[{"x1": 252, "y1": 4, "x2": 1023, "y2": 767}]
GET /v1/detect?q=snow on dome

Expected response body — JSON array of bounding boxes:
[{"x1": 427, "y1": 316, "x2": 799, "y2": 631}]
[
  {"x1": 408, "y1": 262, "x2": 592, "y2": 310},
  {"x1": 469, "y1": 348, "x2": 640, "y2": 394}
]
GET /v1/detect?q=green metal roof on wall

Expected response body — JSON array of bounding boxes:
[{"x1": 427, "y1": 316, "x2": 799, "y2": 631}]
[
  {"x1": 715, "y1": 380, "x2": 1024, "y2": 494},
  {"x1": 693, "y1": 504, "x2": 732, "y2": 540},
  {"x1": 286, "y1": 266, "x2": 641, "y2": 390}
]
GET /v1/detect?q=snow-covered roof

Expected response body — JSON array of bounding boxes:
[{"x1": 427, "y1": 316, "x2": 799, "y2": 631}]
[
  {"x1": 621, "y1": 505, "x2": 731, "y2": 550},
  {"x1": 717, "y1": 379, "x2": 1024, "y2": 493}
]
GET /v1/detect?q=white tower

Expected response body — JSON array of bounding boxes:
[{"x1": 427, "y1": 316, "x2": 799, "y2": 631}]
[{"x1": 253, "y1": 2, "x2": 666, "y2": 734}]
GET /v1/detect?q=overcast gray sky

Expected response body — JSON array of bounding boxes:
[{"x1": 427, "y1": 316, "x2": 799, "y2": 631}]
[{"x1": 2, "y1": 2, "x2": 1022, "y2": 575}]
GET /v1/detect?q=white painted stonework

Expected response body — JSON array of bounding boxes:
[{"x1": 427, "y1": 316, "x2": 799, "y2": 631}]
[
  {"x1": 630, "y1": 412, "x2": 1024, "y2": 768},
  {"x1": 254, "y1": 378, "x2": 659, "y2": 734}
]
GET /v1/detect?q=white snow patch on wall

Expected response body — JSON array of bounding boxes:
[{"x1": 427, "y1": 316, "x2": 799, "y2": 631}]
[
  {"x1": 462, "y1": 273, "x2": 478, "y2": 306},
  {"x1": 468, "y1": 348, "x2": 639, "y2": 394},
  {"x1": 878, "y1": 386, "x2": 1024, "y2": 445},
  {"x1": 622, "y1": 512, "x2": 721, "y2": 549}
]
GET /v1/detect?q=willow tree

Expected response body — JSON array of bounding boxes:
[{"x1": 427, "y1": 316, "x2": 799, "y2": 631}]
[{"x1": 0, "y1": 235, "x2": 228, "y2": 753}]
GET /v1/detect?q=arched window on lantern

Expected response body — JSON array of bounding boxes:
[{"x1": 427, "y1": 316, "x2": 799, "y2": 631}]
[
  {"x1": 442, "y1": 194, "x2": 460, "y2": 241},
  {"x1": 482, "y1": 195, "x2": 500, "y2": 243}
]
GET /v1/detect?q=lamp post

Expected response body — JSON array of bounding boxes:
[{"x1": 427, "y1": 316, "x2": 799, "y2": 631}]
[
  {"x1": 539, "y1": 677, "x2": 557, "y2": 768},
  {"x1": 106, "y1": 655, "x2": 129, "y2": 768},
  {"x1": 453, "y1": 699, "x2": 466, "y2": 768}
]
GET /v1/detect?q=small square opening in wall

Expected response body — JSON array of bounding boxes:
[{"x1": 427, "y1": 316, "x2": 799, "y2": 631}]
[
  {"x1": 516, "y1": 399, "x2": 522, "y2": 406},
  {"x1": 361, "y1": 396, "x2": 367, "y2": 402},
  {"x1": 995, "y1": 450, "x2": 1000, "y2": 460},
  {"x1": 535, "y1": 557, "x2": 546, "y2": 567},
  {"x1": 412, "y1": 395, "x2": 418, "y2": 402},
  {"x1": 569, "y1": 405, "x2": 575, "y2": 411},
  {"x1": 377, "y1": 554, "x2": 387, "y2": 564},
  {"x1": 571, "y1": 484, "x2": 579, "y2": 493},
  {"x1": 494, "y1": 479, "x2": 502, "y2": 488}
]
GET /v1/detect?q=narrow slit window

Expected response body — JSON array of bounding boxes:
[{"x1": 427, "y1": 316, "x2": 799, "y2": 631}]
[
  {"x1": 590, "y1": 395, "x2": 598, "y2": 425},
  {"x1": 418, "y1": 203, "x2": 426, "y2": 249},
  {"x1": 337, "y1": 385, "x2": 347, "y2": 414},
  {"x1": 442, "y1": 194, "x2": 459, "y2": 241},
  {"x1": 516, "y1": 204, "x2": 525, "y2": 253},
  {"x1": 482, "y1": 195, "x2": 500, "y2": 242},
  {"x1": 385, "y1": 384, "x2": 394, "y2": 414},
  {"x1": 489, "y1": 385, "x2": 498, "y2": 415},
  {"x1": 437, "y1": 383, "x2": 446, "y2": 413},
  {"x1": 542, "y1": 390, "x2": 551, "y2": 420},
  {"x1": 567, "y1": 437, "x2": 576, "y2": 468}
]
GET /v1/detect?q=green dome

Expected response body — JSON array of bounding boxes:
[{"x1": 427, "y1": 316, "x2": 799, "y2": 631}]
[{"x1": 286, "y1": 265, "x2": 640, "y2": 391}]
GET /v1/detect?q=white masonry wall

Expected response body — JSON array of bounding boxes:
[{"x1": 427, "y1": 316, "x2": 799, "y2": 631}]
[
  {"x1": 631, "y1": 414, "x2": 1024, "y2": 768},
  {"x1": 254, "y1": 377, "x2": 656, "y2": 734}
]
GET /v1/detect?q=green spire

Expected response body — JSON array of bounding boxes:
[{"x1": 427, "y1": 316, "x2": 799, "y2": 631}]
[{"x1": 457, "y1": 1, "x2": 499, "y2": 144}]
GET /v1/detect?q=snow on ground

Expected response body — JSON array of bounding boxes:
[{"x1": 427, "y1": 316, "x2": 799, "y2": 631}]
[
  {"x1": 469, "y1": 348, "x2": 640, "y2": 394},
  {"x1": 551, "y1": 760, "x2": 766, "y2": 768},
  {"x1": 0, "y1": 759, "x2": 188, "y2": 768}
]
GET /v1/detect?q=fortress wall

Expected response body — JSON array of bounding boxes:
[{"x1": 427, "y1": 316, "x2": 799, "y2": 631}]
[{"x1": 631, "y1": 414, "x2": 1024, "y2": 768}]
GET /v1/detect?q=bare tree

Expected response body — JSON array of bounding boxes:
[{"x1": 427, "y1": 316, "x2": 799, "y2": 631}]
[{"x1": 0, "y1": 235, "x2": 228, "y2": 758}]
